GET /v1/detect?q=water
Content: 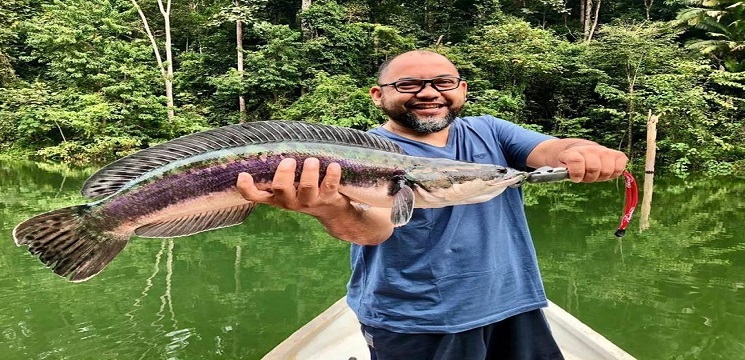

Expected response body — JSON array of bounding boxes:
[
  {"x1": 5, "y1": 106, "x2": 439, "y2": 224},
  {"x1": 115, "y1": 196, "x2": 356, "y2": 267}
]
[{"x1": 1, "y1": 160, "x2": 743, "y2": 359}]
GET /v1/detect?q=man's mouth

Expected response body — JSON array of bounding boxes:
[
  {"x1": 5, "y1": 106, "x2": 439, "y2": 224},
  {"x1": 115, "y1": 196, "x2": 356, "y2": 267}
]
[{"x1": 408, "y1": 103, "x2": 447, "y2": 110}]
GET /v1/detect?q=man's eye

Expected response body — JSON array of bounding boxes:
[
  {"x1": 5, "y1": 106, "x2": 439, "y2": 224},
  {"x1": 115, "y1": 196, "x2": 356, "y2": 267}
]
[
  {"x1": 434, "y1": 79, "x2": 456, "y2": 86},
  {"x1": 396, "y1": 81, "x2": 422, "y2": 89}
]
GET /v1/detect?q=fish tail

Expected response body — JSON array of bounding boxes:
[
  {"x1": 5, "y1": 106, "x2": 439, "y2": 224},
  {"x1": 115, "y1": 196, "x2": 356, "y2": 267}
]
[{"x1": 13, "y1": 205, "x2": 129, "y2": 282}]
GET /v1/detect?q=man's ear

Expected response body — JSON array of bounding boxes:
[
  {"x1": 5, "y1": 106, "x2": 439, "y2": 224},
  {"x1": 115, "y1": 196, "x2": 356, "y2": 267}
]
[{"x1": 369, "y1": 86, "x2": 384, "y2": 107}]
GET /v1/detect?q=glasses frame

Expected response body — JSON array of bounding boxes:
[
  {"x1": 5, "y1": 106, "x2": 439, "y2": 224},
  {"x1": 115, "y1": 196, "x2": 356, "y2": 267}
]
[{"x1": 378, "y1": 76, "x2": 463, "y2": 94}]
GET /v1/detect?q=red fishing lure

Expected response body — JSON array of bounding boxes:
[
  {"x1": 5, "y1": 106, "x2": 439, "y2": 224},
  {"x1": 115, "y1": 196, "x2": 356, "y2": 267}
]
[{"x1": 614, "y1": 171, "x2": 638, "y2": 237}]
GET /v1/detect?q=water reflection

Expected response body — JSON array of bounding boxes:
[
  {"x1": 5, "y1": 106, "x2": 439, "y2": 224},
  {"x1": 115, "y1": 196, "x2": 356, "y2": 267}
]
[
  {"x1": 527, "y1": 176, "x2": 745, "y2": 359},
  {"x1": 1, "y1": 160, "x2": 743, "y2": 359},
  {"x1": 0, "y1": 161, "x2": 351, "y2": 360}
]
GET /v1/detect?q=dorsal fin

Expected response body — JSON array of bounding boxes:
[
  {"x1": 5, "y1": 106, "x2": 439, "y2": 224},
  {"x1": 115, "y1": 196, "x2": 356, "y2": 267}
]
[{"x1": 81, "y1": 121, "x2": 402, "y2": 198}]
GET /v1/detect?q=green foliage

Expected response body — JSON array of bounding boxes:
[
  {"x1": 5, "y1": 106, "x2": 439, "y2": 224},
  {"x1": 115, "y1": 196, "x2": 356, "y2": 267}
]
[
  {"x1": 675, "y1": 0, "x2": 745, "y2": 72},
  {"x1": 0, "y1": 0, "x2": 741, "y2": 173},
  {"x1": 279, "y1": 71, "x2": 384, "y2": 129},
  {"x1": 0, "y1": 0, "x2": 212, "y2": 164},
  {"x1": 462, "y1": 89, "x2": 525, "y2": 122},
  {"x1": 300, "y1": 1, "x2": 415, "y2": 79},
  {"x1": 240, "y1": 22, "x2": 306, "y2": 121}
]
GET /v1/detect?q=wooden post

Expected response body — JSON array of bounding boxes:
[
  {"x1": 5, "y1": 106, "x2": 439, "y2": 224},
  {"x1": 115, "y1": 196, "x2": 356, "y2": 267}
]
[{"x1": 640, "y1": 110, "x2": 658, "y2": 231}]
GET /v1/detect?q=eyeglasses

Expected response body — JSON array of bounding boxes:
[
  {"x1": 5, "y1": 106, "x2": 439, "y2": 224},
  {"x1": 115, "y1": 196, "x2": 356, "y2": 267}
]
[{"x1": 378, "y1": 76, "x2": 463, "y2": 94}]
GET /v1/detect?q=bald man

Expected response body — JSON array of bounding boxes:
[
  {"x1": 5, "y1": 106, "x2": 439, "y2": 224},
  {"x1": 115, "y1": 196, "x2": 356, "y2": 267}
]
[{"x1": 237, "y1": 50, "x2": 627, "y2": 359}]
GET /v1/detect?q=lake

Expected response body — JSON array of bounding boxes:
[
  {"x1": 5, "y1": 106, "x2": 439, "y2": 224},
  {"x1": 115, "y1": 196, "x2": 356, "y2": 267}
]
[{"x1": 1, "y1": 160, "x2": 743, "y2": 359}]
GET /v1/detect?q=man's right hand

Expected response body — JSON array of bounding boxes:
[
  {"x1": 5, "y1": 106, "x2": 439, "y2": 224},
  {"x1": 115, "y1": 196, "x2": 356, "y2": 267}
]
[
  {"x1": 235, "y1": 157, "x2": 349, "y2": 218},
  {"x1": 234, "y1": 157, "x2": 395, "y2": 245}
]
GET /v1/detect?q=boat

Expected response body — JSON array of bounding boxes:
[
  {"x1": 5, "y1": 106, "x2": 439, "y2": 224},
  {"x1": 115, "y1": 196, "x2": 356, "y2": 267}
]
[{"x1": 263, "y1": 297, "x2": 636, "y2": 360}]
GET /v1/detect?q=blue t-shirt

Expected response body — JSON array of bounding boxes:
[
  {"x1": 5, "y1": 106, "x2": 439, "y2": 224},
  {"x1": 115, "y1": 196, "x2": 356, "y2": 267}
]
[{"x1": 346, "y1": 115, "x2": 554, "y2": 333}]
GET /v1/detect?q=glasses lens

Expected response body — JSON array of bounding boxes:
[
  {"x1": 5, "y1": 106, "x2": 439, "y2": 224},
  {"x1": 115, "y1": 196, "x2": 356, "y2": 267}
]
[
  {"x1": 432, "y1": 77, "x2": 459, "y2": 90},
  {"x1": 395, "y1": 80, "x2": 425, "y2": 92}
]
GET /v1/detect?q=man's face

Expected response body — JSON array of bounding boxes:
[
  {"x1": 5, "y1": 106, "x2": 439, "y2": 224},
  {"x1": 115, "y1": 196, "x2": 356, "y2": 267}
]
[{"x1": 370, "y1": 53, "x2": 468, "y2": 135}]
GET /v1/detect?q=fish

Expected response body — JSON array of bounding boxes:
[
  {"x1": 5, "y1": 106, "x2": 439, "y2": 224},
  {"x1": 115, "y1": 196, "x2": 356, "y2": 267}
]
[{"x1": 12, "y1": 120, "x2": 568, "y2": 282}]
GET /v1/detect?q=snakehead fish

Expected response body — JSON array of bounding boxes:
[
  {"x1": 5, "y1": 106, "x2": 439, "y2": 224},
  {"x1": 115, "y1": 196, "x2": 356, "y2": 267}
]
[{"x1": 13, "y1": 121, "x2": 562, "y2": 282}]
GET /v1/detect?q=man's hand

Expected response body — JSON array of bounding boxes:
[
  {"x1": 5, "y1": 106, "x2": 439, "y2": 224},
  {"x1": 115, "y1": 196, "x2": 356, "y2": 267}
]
[
  {"x1": 557, "y1": 144, "x2": 628, "y2": 183},
  {"x1": 235, "y1": 157, "x2": 395, "y2": 245},
  {"x1": 235, "y1": 157, "x2": 349, "y2": 217},
  {"x1": 528, "y1": 139, "x2": 628, "y2": 183}
]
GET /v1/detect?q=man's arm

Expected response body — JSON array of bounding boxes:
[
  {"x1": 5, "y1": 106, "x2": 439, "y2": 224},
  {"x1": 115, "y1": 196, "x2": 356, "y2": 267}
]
[
  {"x1": 235, "y1": 157, "x2": 394, "y2": 245},
  {"x1": 526, "y1": 138, "x2": 628, "y2": 183}
]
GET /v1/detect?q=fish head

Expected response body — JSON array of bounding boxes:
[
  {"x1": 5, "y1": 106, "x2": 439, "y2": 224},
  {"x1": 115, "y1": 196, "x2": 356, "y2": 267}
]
[{"x1": 406, "y1": 164, "x2": 527, "y2": 207}]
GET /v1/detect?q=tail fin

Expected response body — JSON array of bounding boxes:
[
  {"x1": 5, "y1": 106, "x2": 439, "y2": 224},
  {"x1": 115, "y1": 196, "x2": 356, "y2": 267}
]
[{"x1": 13, "y1": 205, "x2": 129, "y2": 282}]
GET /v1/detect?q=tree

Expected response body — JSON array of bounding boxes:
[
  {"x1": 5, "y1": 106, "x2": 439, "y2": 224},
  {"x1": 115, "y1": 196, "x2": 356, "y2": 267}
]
[
  {"x1": 236, "y1": 0, "x2": 247, "y2": 121},
  {"x1": 300, "y1": 0, "x2": 312, "y2": 40},
  {"x1": 581, "y1": 0, "x2": 603, "y2": 42},
  {"x1": 130, "y1": 0, "x2": 176, "y2": 122},
  {"x1": 675, "y1": 0, "x2": 745, "y2": 72}
]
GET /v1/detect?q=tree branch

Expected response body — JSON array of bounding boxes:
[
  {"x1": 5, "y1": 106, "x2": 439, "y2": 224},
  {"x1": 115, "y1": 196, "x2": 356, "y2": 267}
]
[{"x1": 130, "y1": 0, "x2": 166, "y2": 79}]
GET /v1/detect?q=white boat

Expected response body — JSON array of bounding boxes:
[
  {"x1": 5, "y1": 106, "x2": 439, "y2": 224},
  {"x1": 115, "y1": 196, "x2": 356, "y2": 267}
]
[{"x1": 264, "y1": 297, "x2": 636, "y2": 360}]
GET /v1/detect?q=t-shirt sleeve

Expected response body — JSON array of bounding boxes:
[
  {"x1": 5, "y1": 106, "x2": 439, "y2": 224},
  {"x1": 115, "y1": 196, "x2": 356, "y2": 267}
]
[{"x1": 486, "y1": 115, "x2": 554, "y2": 169}]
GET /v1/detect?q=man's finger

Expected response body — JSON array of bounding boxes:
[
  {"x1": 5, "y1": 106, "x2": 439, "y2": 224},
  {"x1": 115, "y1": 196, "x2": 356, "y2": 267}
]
[
  {"x1": 558, "y1": 151, "x2": 585, "y2": 183},
  {"x1": 297, "y1": 158, "x2": 321, "y2": 206},
  {"x1": 612, "y1": 155, "x2": 628, "y2": 179},
  {"x1": 582, "y1": 152, "x2": 602, "y2": 183},
  {"x1": 236, "y1": 172, "x2": 273, "y2": 202},
  {"x1": 320, "y1": 162, "x2": 343, "y2": 198},
  {"x1": 271, "y1": 158, "x2": 298, "y2": 202},
  {"x1": 596, "y1": 155, "x2": 617, "y2": 181}
]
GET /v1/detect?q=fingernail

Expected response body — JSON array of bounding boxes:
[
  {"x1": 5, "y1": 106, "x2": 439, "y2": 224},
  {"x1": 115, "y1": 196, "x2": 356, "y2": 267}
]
[{"x1": 279, "y1": 158, "x2": 296, "y2": 168}]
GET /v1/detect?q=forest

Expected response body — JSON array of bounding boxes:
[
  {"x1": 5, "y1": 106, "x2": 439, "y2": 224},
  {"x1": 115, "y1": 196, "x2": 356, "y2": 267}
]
[{"x1": 0, "y1": 0, "x2": 743, "y2": 175}]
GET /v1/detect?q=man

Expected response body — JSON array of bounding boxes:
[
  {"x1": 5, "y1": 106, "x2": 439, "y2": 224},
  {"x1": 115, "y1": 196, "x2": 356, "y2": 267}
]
[{"x1": 236, "y1": 50, "x2": 627, "y2": 359}]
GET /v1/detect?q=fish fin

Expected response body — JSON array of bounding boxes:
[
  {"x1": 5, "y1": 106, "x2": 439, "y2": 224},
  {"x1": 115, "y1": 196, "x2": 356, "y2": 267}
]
[
  {"x1": 134, "y1": 202, "x2": 256, "y2": 238},
  {"x1": 13, "y1": 205, "x2": 129, "y2": 282},
  {"x1": 81, "y1": 121, "x2": 404, "y2": 198},
  {"x1": 391, "y1": 184, "x2": 415, "y2": 227}
]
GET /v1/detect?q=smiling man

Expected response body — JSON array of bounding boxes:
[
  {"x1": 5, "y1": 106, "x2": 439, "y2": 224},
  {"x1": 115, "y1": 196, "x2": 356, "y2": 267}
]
[{"x1": 236, "y1": 50, "x2": 628, "y2": 360}]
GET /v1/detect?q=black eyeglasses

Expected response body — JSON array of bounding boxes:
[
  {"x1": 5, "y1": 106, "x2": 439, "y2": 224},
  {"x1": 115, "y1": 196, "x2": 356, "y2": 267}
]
[{"x1": 378, "y1": 76, "x2": 463, "y2": 94}]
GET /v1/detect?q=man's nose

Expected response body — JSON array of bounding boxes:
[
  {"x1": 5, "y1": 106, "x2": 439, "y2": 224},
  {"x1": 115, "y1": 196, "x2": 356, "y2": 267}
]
[{"x1": 415, "y1": 82, "x2": 441, "y2": 97}]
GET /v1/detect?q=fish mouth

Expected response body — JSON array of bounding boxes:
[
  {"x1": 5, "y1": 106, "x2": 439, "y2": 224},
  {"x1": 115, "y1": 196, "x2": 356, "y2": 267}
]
[{"x1": 411, "y1": 169, "x2": 527, "y2": 207}]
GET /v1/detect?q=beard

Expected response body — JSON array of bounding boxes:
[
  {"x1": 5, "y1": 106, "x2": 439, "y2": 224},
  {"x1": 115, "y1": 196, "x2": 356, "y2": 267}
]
[{"x1": 385, "y1": 99, "x2": 463, "y2": 135}]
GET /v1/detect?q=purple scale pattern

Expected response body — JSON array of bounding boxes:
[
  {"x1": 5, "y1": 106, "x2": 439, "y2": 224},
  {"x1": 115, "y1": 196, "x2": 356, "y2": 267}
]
[{"x1": 99, "y1": 152, "x2": 403, "y2": 222}]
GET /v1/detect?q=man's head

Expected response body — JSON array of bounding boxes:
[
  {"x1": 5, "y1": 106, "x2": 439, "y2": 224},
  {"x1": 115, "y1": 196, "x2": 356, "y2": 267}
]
[{"x1": 370, "y1": 50, "x2": 468, "y2": 135}]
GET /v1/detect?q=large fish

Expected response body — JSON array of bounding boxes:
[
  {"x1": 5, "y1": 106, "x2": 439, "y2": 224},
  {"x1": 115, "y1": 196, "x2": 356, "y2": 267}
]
[{"x1": 13, "y1": 121, "x2": 568, "y2": 282}]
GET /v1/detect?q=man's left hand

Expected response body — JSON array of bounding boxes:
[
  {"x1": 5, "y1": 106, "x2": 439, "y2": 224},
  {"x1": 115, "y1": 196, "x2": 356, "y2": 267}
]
[{"x1": 557, "y1": 144, "x2": 628, "y2": 183}]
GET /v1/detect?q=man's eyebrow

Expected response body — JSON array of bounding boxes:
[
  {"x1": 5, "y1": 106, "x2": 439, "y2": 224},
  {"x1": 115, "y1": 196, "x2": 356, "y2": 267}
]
[{"x1": 395, "y1": 74, "x2": 457, "y2": 80}]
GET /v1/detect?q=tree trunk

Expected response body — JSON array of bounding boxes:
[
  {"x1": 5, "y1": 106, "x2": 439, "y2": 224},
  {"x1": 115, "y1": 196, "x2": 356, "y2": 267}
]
[
  {"x1": 235, "y1": 0, "x2": 246, "y2": 122},
  {"x1": 300, "y1": 0, "x2": 312, "y2": 40},
  {"x1": 131, "y1": 0, "x2": 175, "y2": 122},
  {"x1": 579, "y1": 0, "x2": 586, "y2": 34},
  {"x1": 583, "y1": 0, "x2": 592, "y2": 39},
  {"x1": 158, "y1": 0, "x2": 175, "y2": 122},
  {"x1": 625, "y1": 55, "x2": 644, "y2": 157},
  {"x1": 585, "y1": 0, "x2": 601, "y2": 43},
  {"x1": 644, "y1": 0, "x2": 653, "y2": 20}
]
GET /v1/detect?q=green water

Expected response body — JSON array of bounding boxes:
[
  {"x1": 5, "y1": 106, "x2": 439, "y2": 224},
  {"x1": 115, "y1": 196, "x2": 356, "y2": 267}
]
[{"x1": 1, "y1": 161, "x2": 743, "y2": 359}]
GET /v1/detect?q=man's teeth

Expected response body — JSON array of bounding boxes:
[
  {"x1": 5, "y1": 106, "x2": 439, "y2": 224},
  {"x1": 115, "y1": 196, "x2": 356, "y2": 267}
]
[{"x1": 414, "y1": 104, "x2": 442, "y2": 109}]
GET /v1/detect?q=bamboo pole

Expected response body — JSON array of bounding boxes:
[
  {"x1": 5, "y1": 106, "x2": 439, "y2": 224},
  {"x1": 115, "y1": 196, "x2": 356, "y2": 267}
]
[{"x1": 640, "y1": 110, "x2": 658, "y2": 231}]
